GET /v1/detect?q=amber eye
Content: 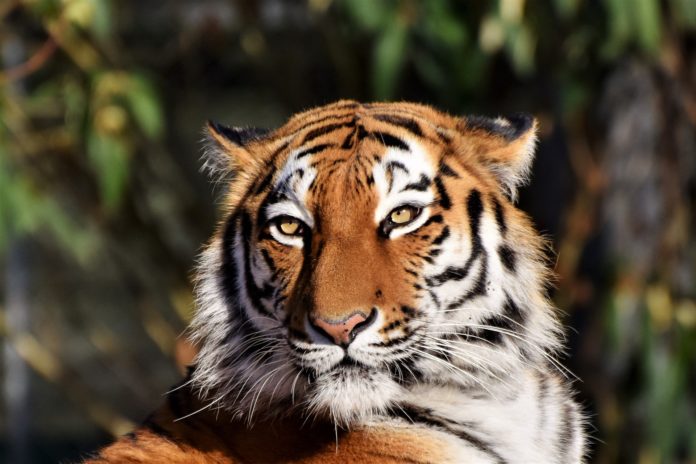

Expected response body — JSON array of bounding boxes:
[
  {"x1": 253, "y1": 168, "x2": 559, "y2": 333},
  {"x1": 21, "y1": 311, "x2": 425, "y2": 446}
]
[
  {"x1": 389, "y1": 206, "x2": 420, "y2": 225},
  {"x1": 276, "y1": 217, "x2": 303, "y2": 236}
]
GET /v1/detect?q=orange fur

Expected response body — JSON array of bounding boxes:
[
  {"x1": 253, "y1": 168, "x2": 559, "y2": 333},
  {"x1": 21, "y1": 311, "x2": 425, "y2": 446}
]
[{"x1": 86, "y1": 101, "x2": 549, "y2": 463}]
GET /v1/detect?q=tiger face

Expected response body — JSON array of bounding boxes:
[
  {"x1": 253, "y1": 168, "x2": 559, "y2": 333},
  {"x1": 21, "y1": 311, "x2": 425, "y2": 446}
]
[{"x1": 192, "y1": 101, "x2": 561, "y2": 426}]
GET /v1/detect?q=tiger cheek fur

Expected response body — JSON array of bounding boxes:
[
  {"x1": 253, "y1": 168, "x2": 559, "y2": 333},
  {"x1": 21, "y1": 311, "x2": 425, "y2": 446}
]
[{"x1": 87, "y1": 101, "x2": 586, "y2": 464}]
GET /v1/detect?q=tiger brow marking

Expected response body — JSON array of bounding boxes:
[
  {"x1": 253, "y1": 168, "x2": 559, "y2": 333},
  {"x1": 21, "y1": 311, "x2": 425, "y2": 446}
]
[
  {"x1": 300, "y1": 120, "x2": 356, "y2": 145},
  {"x1": 401, "y1": 174, "x2": 432, "y2": 192},
  {"x1": 371, "y1": 108, "x2": 450, "y2": 145},
  {"x1": 295, "y1": 143, "x2": 334, "y2": 159},
  {"x1": 372, "y1": 114, "x2": 424, "y2": 137},
  {"x1": 385, "y1": 160, "x2": 409, "y2": 175},
  {"x1": 286, "y1": 110, "x2": 356, "y2": 134},
  {"x1": 356, "y1": 124, "x2": 410, "y2": 151}
]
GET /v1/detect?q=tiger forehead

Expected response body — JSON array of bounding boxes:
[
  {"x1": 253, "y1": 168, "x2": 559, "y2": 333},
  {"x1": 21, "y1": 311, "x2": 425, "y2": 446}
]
[
  {"x1": 277, "y1": 100, "x2": 456, "y2": 139},
  {"x1": 271, "y1": 123, "x2": 439, "y2": 210}
]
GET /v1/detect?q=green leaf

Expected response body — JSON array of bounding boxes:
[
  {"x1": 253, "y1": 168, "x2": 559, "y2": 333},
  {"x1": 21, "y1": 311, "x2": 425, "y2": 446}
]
[
  {"x1": 87, "y1": 130, "x2": 130, "y2": 211},
  {"x1": 421, "y1": 1, "x2": 467, "y2": 48},
  {"x1": 553, "y1": 0, "x2": 581, "y2": 19},
  {"x1": 672, "y1": 0, "x2": 696, "y2": 29},
  {"x1": 633, "y1": 0, "x2": 661, "y2": 54},
  {"x1": 342, "y1": 0, "x2": 394, "y2": 31},
  {"x1": 602, "y1": 0, "x2": 631, "y2": 58},
  {"x1": 506, "y1": 23, "x2": 536, "y2": 76},
  {"x1": 92, "y1": 0, "x2": 114, "y2": 41},
  {"x1": 372, "y1": 19, "x2": 409, "y2": 100},
  {"x1": 124, "y1": 74, "x2": 164, "y2": 139}
]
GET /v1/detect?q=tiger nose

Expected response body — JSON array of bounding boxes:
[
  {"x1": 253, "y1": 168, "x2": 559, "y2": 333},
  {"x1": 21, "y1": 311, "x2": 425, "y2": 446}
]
[{"x1": 309, "y1": 309, "x2": 378, "y2": 346}]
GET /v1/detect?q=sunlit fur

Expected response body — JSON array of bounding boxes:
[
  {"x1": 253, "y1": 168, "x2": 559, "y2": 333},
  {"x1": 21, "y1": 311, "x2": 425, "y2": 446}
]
[{"x1": 88, "y1": 101, "x2": 586, "y2": 463}]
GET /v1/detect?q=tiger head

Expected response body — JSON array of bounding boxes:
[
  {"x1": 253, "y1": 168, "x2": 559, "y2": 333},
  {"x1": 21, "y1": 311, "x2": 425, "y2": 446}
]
[{"x1": 191, "y1": 101, "x2": 562, "y2": 425}]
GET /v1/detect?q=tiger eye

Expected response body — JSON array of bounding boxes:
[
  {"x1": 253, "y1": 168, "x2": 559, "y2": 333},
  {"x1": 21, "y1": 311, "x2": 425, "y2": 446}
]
[
  {"x1": 390, "y1": 207, "x2": 414, "y2": 224},
  {"x1": 279, "y1": 219, "x2": 300, "y2": 235}
]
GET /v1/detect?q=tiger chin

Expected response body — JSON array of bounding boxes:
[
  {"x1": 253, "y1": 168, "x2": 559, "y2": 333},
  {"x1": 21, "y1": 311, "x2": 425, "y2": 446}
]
[{"x1": 86, "y1": 101, "x2": 587, "y2": 464}]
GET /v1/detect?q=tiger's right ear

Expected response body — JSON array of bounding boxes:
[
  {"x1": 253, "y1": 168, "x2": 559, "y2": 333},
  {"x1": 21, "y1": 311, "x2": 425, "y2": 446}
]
[{"x1": 202, "y1": 121, "x2": 269, "y2": 178}]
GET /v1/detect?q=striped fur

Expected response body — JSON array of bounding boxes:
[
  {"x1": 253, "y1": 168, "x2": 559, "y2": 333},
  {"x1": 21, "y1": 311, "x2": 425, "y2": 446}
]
[{"x1": 87, "y1": 101, "x2": 586, "y2": 463}]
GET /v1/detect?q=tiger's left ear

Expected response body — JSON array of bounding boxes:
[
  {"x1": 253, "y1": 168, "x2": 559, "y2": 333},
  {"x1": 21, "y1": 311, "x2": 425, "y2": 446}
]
[
  {"x1": 202, "y1": 121, "x2": 269, "y2": 179},
  {"x1": 457, "y1": 113, "x2": 537, "y2": 201}
]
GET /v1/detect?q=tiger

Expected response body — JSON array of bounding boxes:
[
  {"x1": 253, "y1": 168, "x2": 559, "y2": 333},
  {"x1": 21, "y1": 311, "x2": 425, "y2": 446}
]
[{"x1": 85, "y1": 100, "x2": 586, "y2": 463}]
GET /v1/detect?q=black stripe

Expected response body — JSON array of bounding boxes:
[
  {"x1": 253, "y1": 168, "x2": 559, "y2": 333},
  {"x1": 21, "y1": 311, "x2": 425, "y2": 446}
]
[
  {"x1": 357, "y1": 127, "x2": 409, "y2": 151},
  {"x1": 372, "y1": 131, "x2": 409, "y2": 151},
  {"x1": 466, "y1": 258, "x2": 488, "y2": 299},
  {"x1": 402, "y1": 174, "x2": 431, "y2": 192},
  {"x1": 432, "y1": 226, "x2": 450, "y2": 246},
  {"x1": 434, "y1": 177, "x2": 451, "y2": 209},
  {"x1": 493, "y1": 197, "x2": 507, "y2": 235},
  {"x1": 434, "y1": 191, "x2": 489, "y2": 302},
  {"x1": 421, "y1": 214, "x2": 443, "y2": 228},
  {"x1": 301, "y1": 122, "x2": 353, "y2": 145},
  {"x1": 369, "y1": 335, "x2": 411, "y2": 348},
  {"x1": 401, "y1": 305, "x2": 420, "y2": 317},
  {"x1": 436, "y1": 129, "x2": 453, "y2": 145},
  {"x1": 260, "y1": 249, "x2": 278, "y2": 276},
  {"x1": 498, "y1": 245, "x2": 517, "y2": 272},
  {"x1": 502, "y1": 294, "x2": 525, "y2": 326},
  {"x1": 291, "y1": 111, "x2": 356, "y2": 134},
  {"x1": 389, "y1": 406, "x2": 506, "y2": 464},
  {"x1": 477, "y1": 318, "x2": 504, "y2": 344},
  {"x1": 221, "y1": 214, "x2": 242, "y2": 309},
  {"x1": 373, "y1": 114, "x2": 424, "y2": 137},
  {"x1": 341, "y1": 131, "x2": 355, "y2": 149},
  {"x1": 240, "y1": 213, "x2": 276, "y2": 318},
  {"x1": 219, "y1": 215, "x2": 276, "y2": 360},
  {"x1": 471, "y1": 293, "x2": 523, "y2": 344},
  {"x1": 382, "y1": 319, "x2": 403, "y2": 331},
  {"x1": 386, "y1": 160, "x2": 409, "y2": 175},
  {"x1": 467, "y1": 190, "x2": 484, "y2": 238},
  {"x1": 442, "y1": 255, "x2": 490, "y2": 308},
  {"x1": 438, "y1": 161, "x2": 459, "y2": 178},
  {"x1": 267, "y1": 140, "x2": 290, "y2": 165},
  {"x1": 254, "y1": 168, "x2": 276, "y2": 195},
  {"x1": 427, "y1": 263, "x2": 476, "y2": 286},
  {"x1": 296, "y1": 143, "x2": 333, "y2": 159}
]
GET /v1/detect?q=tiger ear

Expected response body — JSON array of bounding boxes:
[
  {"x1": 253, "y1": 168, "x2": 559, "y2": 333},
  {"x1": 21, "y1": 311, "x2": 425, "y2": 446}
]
[
  {"x1": 202, "y1": 121, "x2": 269, "y2": 178},
  {"x1": 457, "y1": 113, "x2": 538, "y2": 201}
]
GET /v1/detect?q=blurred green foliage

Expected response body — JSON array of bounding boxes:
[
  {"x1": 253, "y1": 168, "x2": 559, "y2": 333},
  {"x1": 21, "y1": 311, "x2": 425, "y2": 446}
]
[{"x1": 2, "y1": 0, "x2": 696, "y2": 463}]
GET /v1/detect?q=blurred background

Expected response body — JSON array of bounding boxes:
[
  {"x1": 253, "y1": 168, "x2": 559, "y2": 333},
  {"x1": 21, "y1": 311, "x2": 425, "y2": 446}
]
[{"x1": 1, "y1": 0, "x2": 695, "y2": 462}]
